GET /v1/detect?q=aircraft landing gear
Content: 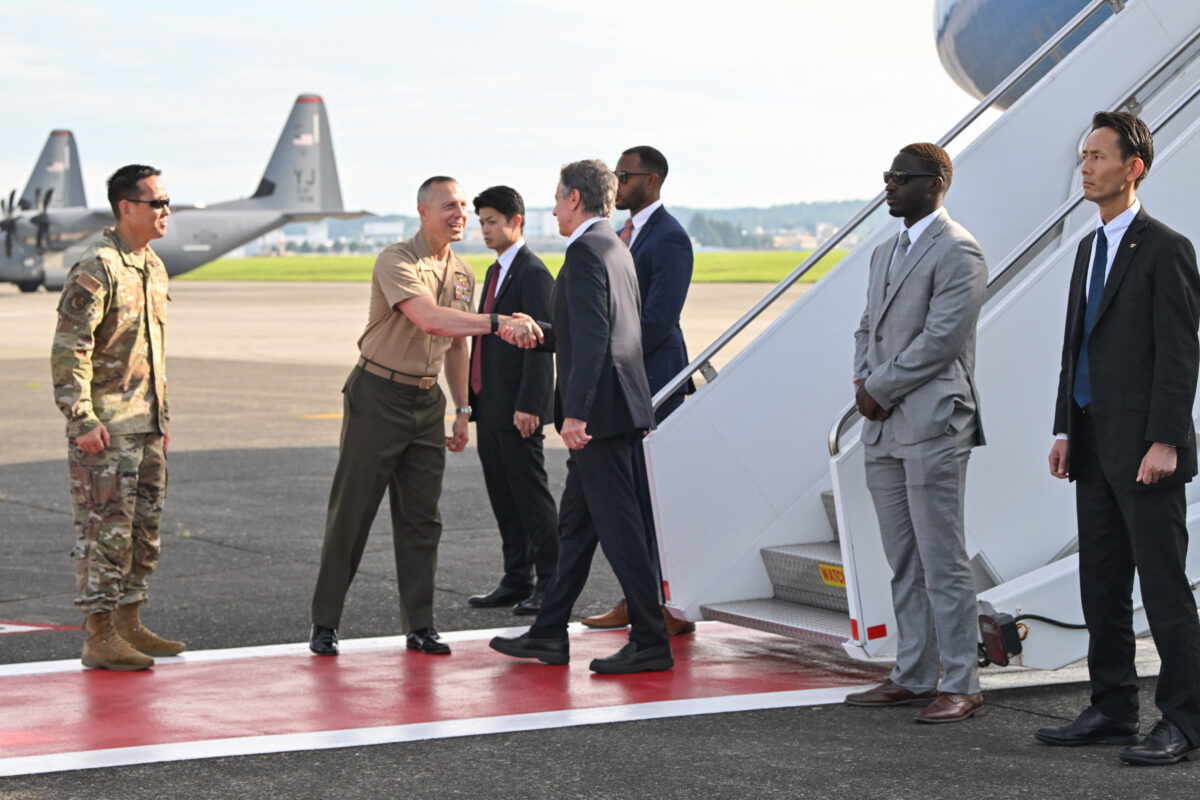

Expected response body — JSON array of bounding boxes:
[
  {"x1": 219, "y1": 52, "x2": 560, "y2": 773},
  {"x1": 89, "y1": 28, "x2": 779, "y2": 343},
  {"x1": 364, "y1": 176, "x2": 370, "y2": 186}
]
[{"x1": 16, "y1": 280, "x2": 40, "y2": 293}]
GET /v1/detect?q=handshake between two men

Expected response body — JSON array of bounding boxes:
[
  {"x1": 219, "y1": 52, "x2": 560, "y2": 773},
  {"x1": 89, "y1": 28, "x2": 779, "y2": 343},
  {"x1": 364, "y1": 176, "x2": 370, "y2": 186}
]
[{"x1": 500, "y1": 312, "x2": 592, "y2": 452}]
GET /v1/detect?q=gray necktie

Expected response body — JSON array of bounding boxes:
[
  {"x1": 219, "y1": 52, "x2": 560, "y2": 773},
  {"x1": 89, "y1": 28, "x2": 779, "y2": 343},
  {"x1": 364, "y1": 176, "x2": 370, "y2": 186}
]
[{"x1": 886, "y1": 229, "x2": 910, "y2": 285}]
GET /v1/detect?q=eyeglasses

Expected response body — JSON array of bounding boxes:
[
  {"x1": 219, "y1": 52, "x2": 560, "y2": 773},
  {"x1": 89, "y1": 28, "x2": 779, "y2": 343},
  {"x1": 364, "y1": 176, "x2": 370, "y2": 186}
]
[
  {"x1": 126, "y1": 197, "x2": 171, "y2": 210},
  {"x1": 882, "y1": 171, "x2": 939, "y2": 186},
  {"x1": 614, "y1": 171, "x2": 651, "y2": 184}
]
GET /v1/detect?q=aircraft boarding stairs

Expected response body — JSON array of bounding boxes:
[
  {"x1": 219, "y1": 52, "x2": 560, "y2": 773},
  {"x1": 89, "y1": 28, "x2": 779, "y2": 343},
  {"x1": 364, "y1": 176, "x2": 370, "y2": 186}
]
[{"x1": 647, "y1": 0, "x2": 1200, "y2": 670}]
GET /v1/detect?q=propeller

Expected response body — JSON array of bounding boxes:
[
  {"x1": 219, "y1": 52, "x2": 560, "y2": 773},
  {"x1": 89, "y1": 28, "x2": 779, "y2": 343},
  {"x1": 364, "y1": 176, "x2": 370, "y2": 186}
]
[
  {"x1": 1, "y1": 189, "x2": 17, "y2": 259},
  {"x1": 31, "y1": 187, "x2": 54, "y2": 254}
]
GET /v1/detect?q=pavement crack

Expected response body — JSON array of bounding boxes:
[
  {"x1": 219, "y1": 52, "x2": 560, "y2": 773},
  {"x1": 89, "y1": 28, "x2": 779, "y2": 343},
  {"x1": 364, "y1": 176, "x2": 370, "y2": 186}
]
[
  {"x1": 0, "y1": 497, "x2": 70, "y2": 516},
  {"x1": 986, "y1": 701, "x2": 1073, "y2": 721},
  {"x1": 180, "y1": 533, "x2": 294, "y2": 560}
]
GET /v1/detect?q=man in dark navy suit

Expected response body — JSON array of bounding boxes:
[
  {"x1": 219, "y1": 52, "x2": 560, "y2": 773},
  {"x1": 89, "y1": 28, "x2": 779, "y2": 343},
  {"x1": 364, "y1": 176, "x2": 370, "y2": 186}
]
[
  {"x1": 1038, "y1": 111, "x2": 1200, "y2": 766},
  {"x1": 465, "y1": 186, "x2": 558, "y2": 616},
  {"x1": 489, "y1": 159, "x2": 671, "y2": 674},
  {"x1": 583, "y1": 145, "x2": 696, "y2": 635}
]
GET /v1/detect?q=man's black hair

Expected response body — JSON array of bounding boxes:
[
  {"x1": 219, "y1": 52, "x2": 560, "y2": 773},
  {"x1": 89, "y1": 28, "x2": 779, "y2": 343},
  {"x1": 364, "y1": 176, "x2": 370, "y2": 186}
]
[{"x1": 106, "y1": 165, "x2": 161, "y2": 217}]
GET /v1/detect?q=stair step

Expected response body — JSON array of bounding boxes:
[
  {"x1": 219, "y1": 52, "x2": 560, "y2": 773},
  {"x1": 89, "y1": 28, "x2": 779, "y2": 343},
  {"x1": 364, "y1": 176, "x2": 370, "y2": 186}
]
[
  {"x1": 701, "y1": 598, "x2": 852, "y2": 647},
  {"x1": 761, "y1": 542, "x2": 848, "y2": 612},
  {"x1": 820, "y1": 490, "x2": 838, "y2": 538}
]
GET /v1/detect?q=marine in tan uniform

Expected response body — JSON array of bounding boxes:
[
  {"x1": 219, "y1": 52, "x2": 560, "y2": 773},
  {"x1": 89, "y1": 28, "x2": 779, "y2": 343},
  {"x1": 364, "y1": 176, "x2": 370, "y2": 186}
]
[
  {"x1": 309, "y1": 176, "x2": 542, "y2": 656},
  {"x1": 50, "y1": 164, "x2": 184, "y2": 671}
]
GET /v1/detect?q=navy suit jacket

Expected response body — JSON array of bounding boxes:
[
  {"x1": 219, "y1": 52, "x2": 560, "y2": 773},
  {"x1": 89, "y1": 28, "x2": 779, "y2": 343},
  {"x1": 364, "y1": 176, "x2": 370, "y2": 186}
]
[
  {"x1": 468, "y1": 244, "x2": 555, "y2": 428},
  {"x1": 537, "y1": 222, "x2": 654, "y2": 439},
  {"x1": 629, "y1": 205, "x2": 695, "y2": 399}
]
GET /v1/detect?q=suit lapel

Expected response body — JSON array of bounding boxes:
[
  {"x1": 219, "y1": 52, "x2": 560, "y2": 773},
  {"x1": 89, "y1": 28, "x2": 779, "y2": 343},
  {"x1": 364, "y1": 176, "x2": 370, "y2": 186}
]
[
  {"x1": 493, "y1": 246, "x2": 525, "y2": 305},
  {"x1": 877, "y1": 215, "x2": 946, "y2": 321},
  {"x1": 630, "y1": 206, "x2": 662, "y2": 258},
  {"x1": 1067, "y1": 232, "x2": 1093, "y2": 347},
  {"x1": 477, "y1": 261, "x2": 499, "y2": 313},
  {"x1": 869, "y1": 234, "x2": 895, "y2": 323},
  {"x1": 1093, "y1": 208, "x2": 1149, "y2": 325}
]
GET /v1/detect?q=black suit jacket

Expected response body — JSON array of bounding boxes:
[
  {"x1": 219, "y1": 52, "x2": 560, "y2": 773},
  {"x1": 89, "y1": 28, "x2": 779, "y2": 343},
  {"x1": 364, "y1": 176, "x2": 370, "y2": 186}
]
[
  {"x1": 1054, "y1": 207, "x2": 1200, "y2": 489},
  {"x1": 468, "y1": 245, "x2": 555, "y2": 428},
  {"x1": 537, "y1": 221, "x2": 654, "y2": 438},
  {"x1": 629, "y1": 205, "x2": 695, "y2": 399}
]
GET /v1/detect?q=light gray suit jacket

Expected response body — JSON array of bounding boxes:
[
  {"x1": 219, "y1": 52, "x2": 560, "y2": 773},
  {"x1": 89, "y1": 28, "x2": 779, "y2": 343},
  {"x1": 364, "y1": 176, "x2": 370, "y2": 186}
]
[{"x1": 853, "y1": 211, "x2": 988, "y2": 447}]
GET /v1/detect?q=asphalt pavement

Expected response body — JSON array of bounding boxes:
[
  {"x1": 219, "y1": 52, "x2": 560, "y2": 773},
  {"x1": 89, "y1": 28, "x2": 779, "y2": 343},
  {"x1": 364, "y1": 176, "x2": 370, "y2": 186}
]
[{"x1": 1, "y1": 282, "x2": 1195, "y2": 799}]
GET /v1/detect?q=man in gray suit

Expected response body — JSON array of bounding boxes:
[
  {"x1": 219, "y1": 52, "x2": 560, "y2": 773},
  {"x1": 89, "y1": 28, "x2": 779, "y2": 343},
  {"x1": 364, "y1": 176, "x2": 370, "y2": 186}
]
[{"x1": 843, "y1": 143, "x2": 988, "y2": 723}]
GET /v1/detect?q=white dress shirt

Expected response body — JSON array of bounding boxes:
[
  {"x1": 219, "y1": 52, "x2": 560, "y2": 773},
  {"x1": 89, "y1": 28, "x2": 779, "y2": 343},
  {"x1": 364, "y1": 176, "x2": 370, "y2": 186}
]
[
  {"x1": 1084, "y1": 200, "x2": 1141, "y2": 297},
  {"x1": 491, "y1": 237, "x2": 526, "y2": 299}
]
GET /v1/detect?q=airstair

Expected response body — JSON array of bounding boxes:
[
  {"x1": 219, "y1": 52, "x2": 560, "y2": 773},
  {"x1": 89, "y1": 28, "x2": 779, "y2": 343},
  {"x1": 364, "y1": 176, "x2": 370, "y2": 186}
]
[{"x1": 647, "y1": 0, "x2": 1200, "y2": 670}]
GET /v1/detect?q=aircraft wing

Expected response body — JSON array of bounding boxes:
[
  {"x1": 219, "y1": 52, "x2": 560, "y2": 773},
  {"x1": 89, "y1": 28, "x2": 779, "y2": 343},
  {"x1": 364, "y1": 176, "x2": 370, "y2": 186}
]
[{"x1": 279, "y1": 210, "x2": 373, "y2": 223}]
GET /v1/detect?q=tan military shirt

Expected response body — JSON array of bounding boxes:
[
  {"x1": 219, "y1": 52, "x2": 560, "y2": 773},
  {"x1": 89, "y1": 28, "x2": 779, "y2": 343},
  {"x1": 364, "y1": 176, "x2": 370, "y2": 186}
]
[
  {"x1": 51, "y1": 228, "x2": 169, "y2": 438},
  {"x1": 358, "y1": 231, "x2": 475, "y2": 375}
]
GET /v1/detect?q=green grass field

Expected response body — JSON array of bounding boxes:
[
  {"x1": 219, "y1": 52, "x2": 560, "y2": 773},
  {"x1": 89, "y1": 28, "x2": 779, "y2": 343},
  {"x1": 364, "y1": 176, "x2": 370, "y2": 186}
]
[{"x1": 175, "y1": 249, "x2": 847, "y2": 284}]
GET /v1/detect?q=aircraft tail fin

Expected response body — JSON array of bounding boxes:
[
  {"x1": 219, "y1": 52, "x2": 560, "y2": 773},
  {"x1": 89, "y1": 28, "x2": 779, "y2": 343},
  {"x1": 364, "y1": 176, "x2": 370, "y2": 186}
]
[
  {"x1": 20, "y1": 130, "x2": 86, "y2": 210},
  {"x1": 229, "y1": 94, "x2": 346, "y2": 213}
]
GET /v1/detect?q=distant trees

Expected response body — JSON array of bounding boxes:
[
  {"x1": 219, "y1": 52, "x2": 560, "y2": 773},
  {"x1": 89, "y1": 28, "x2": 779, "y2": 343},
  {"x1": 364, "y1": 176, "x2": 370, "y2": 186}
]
[{"x1": 687, "y1": 213, "x2": 773, "y2": 249}]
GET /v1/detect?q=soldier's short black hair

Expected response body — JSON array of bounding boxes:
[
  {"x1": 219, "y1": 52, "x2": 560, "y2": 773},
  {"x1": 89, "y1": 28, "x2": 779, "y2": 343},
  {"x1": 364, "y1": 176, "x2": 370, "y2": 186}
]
[
  {"x1": 622, "y1": 145, "x2": 669, "y2": 181},
  {"x1": 473, "y1": 186, "x2": 525, "y2": 231},
  {"x1": 1091, "y1": 110, "x2": 1154, "y2": 187},
  {"x1": 417, "y1": 176, "x2": 457, "y2": 206},
  {"x1": 107, "y1": 165, "x2": 161, "y2": 218}
]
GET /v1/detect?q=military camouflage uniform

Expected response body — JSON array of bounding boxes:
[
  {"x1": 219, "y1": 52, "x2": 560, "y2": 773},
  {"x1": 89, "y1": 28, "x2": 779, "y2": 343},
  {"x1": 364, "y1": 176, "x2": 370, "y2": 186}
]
[{"x1": 51, "y1": 228, "x2": 170, "y2": 615}]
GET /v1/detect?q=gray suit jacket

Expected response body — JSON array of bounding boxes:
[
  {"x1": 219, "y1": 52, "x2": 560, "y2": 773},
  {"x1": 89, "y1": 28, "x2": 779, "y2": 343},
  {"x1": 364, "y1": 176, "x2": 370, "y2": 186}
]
[{"x1": 853, "y1": 211, "x2": 988, "y2": 447}]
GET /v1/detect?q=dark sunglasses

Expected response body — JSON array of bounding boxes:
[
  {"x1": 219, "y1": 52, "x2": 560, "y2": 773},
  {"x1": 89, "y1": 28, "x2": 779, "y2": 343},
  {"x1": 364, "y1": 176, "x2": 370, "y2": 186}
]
[
  {"x1": 126, "y1": 197, "x2": 171, "y2": 210},
  {"x1": 614, "y1": 171, "x2": 651, "y2": 184},
  {"x1": 882, "y1": 171, "x2": 940, "y2": 186}
]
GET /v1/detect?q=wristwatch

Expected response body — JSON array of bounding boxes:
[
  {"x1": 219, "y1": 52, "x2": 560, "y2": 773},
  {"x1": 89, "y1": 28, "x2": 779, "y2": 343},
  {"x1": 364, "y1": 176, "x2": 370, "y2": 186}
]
[
  {"x1": 455, "y1": 406, "x2": 472, "y2": 416},
  {"x1": 490, "y1": 312, "x2": 499, "y2": 333}
]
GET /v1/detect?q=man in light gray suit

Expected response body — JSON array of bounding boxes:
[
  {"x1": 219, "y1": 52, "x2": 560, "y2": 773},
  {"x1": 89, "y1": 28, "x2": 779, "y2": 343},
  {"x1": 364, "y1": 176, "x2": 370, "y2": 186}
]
[{"x1": 844, "y1": 143, "x2": 988, "y2": 724}]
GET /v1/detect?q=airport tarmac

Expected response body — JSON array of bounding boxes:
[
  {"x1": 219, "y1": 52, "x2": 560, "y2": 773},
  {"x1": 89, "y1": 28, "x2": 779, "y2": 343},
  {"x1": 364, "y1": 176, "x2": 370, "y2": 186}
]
[{"x1": 0, "y1": 280, "x2": 1194, "y2": 798}]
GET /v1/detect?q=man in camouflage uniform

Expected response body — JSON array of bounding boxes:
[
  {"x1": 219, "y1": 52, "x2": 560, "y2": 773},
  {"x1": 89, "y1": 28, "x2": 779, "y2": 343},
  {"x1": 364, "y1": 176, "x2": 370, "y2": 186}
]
[{"x1": 51, "y1": 164, "x2": 184, "y2": 671}]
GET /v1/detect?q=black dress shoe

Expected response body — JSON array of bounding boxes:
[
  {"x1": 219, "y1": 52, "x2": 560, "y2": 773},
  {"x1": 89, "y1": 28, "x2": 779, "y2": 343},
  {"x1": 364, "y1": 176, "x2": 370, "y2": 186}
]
[
  {"x1": 489, "y1": 632, "x2": 569, "y2": 665},
  {"x1": 468, "y1": 584, "x2": 531, "y2": 608},
  {"x1": 406, "y1": 628, "x2": 451, "y2": 655},
  {"x1": 513, "y1": 589, "x2": 544, "y2": 616},
  {"x1": 1119, "y1": 720, "x2": 1198, "y2": 765},
  {"x1": 309, "y1": 625, "x2": 338, "y2": 656},
  {"x1": 1034, "y1": 706, "x2": 1138, "y2": 746},
  {"x1": 589, "y1": 641, "x2": 673, "y2": 674}
]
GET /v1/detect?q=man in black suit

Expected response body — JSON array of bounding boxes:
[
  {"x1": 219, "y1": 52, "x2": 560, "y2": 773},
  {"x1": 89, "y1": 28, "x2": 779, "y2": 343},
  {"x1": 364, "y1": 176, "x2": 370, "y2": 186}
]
[
  {"x1": 465, "y1": 186, "x2": 558, "y2": 616},
  {"x1": 1037, "y1": 111, "x2": 1200, "y2": 766},
  {"x1": 489, "y1": 159, "x2": 671, "y2": 674},
  {"x1": 583, "y1": 145, "x2": 696, "y2": 635}
]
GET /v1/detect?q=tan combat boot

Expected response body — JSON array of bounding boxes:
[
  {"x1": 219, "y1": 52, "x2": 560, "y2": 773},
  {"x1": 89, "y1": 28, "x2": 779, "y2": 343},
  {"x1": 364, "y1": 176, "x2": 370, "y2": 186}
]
[
  {"x1": 82, "y1": 611, "x2": 154, "y2": 671},
  {"x1": 114, "y1": 602, "x2": 187, "y2": 657}
]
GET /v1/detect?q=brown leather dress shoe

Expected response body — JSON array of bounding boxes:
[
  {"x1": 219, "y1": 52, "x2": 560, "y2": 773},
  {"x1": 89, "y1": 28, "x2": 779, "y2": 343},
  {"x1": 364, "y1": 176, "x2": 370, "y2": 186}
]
[
  {"x1": 915, "y1": 692, "x2": 984, "y2": 723},
  {"x1": 844, "y1": 679, "x2": 937, "y2": 707},
  {"x1": 582, "y1": 599, "x2": 629, "y2": 629},
  {"x1": 663, "y1": 607, "x2": 696, "y2": 636}
]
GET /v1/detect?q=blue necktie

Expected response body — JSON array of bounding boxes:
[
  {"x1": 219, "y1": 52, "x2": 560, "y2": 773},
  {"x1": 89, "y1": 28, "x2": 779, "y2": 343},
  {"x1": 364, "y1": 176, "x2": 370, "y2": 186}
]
[{"x1": 1072, "y1": 227, "x2": 1108, "y2": 409}]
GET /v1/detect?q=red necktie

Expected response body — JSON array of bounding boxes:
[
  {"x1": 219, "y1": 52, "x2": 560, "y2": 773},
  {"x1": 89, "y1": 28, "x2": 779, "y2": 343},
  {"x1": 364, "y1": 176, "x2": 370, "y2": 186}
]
[
  {"x1": 619, "y1": 218, "x2": 634, "y2": 246},
  {"x1": 470, "y1": 264, "x2": 500, "y2": 395}
]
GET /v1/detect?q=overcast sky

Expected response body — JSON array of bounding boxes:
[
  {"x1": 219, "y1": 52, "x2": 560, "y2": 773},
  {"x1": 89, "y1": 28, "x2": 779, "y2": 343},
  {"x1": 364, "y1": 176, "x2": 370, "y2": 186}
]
[{"x1": 1, "y1": 0, "x2": 987, "y2": 215}]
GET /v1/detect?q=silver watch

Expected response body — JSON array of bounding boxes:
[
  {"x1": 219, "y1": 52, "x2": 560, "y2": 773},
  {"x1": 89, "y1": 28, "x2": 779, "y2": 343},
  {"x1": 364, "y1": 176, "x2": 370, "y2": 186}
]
[{"x1": 455, "y1": 406, "x2": 472, "y2": 415}]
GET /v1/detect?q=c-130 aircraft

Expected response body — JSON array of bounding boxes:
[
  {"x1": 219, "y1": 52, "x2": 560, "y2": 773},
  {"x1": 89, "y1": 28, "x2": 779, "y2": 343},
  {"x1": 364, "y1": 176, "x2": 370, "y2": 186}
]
[{"x1": 0, "y1": 94, "x2": 366, "y2": 292}]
